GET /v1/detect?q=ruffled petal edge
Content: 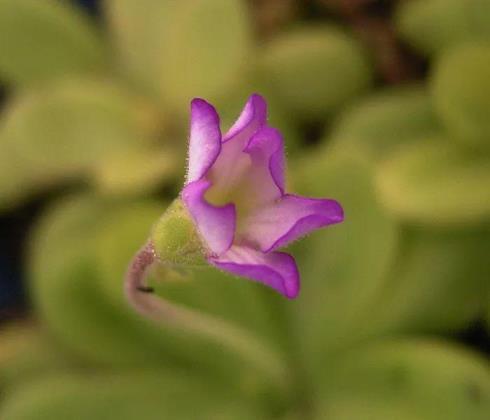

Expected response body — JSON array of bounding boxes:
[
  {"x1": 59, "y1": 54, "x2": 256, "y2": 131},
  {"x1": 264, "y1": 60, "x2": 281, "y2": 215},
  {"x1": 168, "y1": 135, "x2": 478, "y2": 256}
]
[
  {"x1": 222, "y1": 93, "x2": 267, "y2": 143},
  {"x1": 209, "y1": 245, "x2": 300, "y2": 298},
  {"x1": 241, "y1": 194, "x2": 344, "y2": 253}
]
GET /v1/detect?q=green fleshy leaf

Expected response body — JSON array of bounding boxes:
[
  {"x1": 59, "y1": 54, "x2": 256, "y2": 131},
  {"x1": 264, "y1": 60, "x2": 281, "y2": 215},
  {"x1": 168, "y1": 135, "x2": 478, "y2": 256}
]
[
  {"x1": 259, "y1": 25, "x2": 372, "y2": 120},
  {"x1": 91, "y1": 147, "x2": 180, "y2": 196},
  {"x1": 159, "y1": 0, "x2": 252, "y2": 112},
  {"x1": 2, "y1": 79, "x2": 158, "y2": 177},
  {"x1": 395, "y1": 0, "x2": 490, "y2": 56},
  {"x1": 365, "y1": 227, "x2": 489, "y2": 334},
  {"x1": 0, "y1": 372, "x2": 267, "y2": 420},
  {"x1": 376, "y1": 139, "x2": 490, "y2": 226},
  {"x1": 104, "y1": 0, "x2": 174, "y2": 99},
  {"x1": 28, "y1": 195, "x2": 181, "y2": 366},
  {"x1": 316, "y1": 398, "x2": 427, "y2": 420},
  {"x1": 151, "y1": 265, "x2": 293, "y2": 366},
  {"x1": 431, "y1": 43, "x2": 490, "y2": 148},
  {"x1": 106, "y1": 0, "x2": 252, "y2": 111},
  {"x1": 0, "y1": 323, "x2": 75, "y2": 390},
  {"x1": 148, "y1": 265, "x2": 294, "y2": 409},
  {"x1": 317, "y1": 339, "x2": 490, "y2": 420},
  {"x1": 329, "y1": 85, "x2": 440, "y2": 160},
  {"x1": 0, "y1": 136, "x2": 42, "y2": 211},
  {"x1": 486, "y1": 291, "x2": 490, "y2": 332},
  {"x1": 0, "y1": 0, "x2": 108, "y2": 85},
  {"x1": 291, "y1": 152, "x2": 398, "y2": 372}
]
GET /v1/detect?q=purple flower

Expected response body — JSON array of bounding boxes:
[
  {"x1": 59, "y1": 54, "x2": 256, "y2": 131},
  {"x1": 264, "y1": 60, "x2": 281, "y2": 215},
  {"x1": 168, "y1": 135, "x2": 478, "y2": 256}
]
[{"x1": 181, "y1": 94, "x2": 344, "y2": 299}]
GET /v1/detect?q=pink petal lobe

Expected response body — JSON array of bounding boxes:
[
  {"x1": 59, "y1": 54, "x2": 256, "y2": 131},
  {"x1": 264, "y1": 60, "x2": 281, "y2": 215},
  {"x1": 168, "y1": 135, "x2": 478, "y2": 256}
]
[
  {"x1": 222, "y1": 93, "x2": 267, "y2": 143},
  {"x1": 207, "y1": 94, "x2": 268, "y2": 199},
  {"x1": 241, "y1": 194, "x2": 344, "y2": 253},
  {"x1": 209, "y1": 245, "x2": 300, "y2": 298},
  {"x1": 243, "y1": 126, "x2": 286, "y2": 200},
  {"x1": 182, "y1": 179, "x2": 235, "y2": 255},
  {"x1": 186, "y1": 99, "x2": 221, "y2": 183}
]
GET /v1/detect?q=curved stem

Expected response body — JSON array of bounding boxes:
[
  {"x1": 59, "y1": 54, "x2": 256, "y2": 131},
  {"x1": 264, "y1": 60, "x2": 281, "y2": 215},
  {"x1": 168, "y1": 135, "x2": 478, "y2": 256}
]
[{"x1": 125, "y1": 241, "x2": 290, "y2": 388}]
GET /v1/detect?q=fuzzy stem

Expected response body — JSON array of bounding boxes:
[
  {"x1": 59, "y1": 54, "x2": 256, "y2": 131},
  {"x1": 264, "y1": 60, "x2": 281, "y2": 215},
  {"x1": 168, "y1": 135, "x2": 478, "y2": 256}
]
[{"x1": 125, "y1": 241, "x2": 290, "y2": 388}]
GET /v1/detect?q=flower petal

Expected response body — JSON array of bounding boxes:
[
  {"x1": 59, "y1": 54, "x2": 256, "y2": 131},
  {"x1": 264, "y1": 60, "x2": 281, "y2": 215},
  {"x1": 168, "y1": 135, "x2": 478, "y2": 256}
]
[
  {"x1": 182, "y1": 179, "x2": 235, "y2": 255},
  {"x1": 186, "y1": 98, "x2": 221, "y2": 183},
  {"x1": 240, "y1": 194, "x2": 344, "y2": 252},
  {"x1": 243, "y1": 126, "x2": 285, "y2": 200},
  {"x1": 207, "y1": 94, "x2": 268, "y2": 201},
  {"x1": 209, "y1": 245, "x2": 300, "y2": 298},
  {"x1": 222, "y1": 93, "x2": 267, "y2": 143}
]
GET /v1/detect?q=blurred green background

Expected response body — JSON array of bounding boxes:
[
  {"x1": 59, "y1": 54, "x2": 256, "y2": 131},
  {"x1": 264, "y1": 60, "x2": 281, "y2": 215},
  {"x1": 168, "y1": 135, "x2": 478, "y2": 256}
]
[{"x1": 0, "y1": 0, "x2": 489, "y2": 419}]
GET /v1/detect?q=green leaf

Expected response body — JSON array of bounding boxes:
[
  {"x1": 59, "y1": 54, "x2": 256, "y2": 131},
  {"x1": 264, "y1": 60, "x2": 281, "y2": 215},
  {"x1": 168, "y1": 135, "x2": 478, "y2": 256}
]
[
  {"x1": 106, "y1": 0, "x2": 252, "y2": 111},
  {"x1": 363, "y1": 227, "x2": 489, "y2": 335},
  {"x1": 259, "y1": 25, "x2": 372, "y2": 120},
  {"x1": 329, "y1": 85, "x2": 440, "y2": 160},
  {"x1": 376, "y1": 139, "x2": 490, "y2": 226},
  {"x1": 2, "y1": 79, "x2": 158, "y2": 177},
  {"x1": 0, "y1": 372, "x2": 267, "y2": 420},
  {"x1": 161, "y1": 0, "x2": 252, "y2": 112},
  {"x1": 291, "y1": 152, "x2": 398, "y2": 376},
  {"x1": 315, "y1": 398, "x2": 426, "y2": 420},
  {"x1": 28, "y1": 195, "x2": 183, "y2": 366},
  {"x1": 0, "y1": 135, "x2": 43, "y2": 211},
  {"x1": 431, "y1": 43, "x2": 490, "y2": 148},
  {"x1": 395, "y1": 0, "x2": 490, "y2": 56},
  {"x1": 317, "y1": 339, "x2": 490, "y2": 420},
  {"x1": 0, "y1": 323, "x2": 75, "y2": 391},
  {"x1": 0, "y1": 0, "x2": 108, "y2": 85},
  {"x1": 104, "y1": 0, "x2": 174, "y2": 99},
  {"x1": 149, "y1": 265, "x2": 295, "y2": 410},
  {"x1": 91, "y1": 147, "x2": 180, "y2": 196},
  {"x1": 486, "y1": 290, "x2": 490, "y2": 332}
]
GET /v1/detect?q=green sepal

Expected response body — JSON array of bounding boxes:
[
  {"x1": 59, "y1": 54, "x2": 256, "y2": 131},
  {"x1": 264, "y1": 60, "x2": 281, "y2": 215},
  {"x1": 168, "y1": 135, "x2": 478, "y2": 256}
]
[{"x1": 151, "y1": 199, "x2": 207, "y2": 267}]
